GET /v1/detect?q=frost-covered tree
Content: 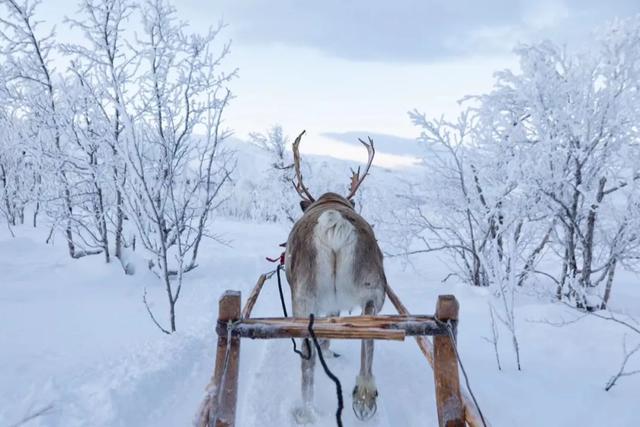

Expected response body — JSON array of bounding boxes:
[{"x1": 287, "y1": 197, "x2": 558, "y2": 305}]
[
  {"x1": 248, "y1": 125, "x2": 298, "y2": 222},
  {"x1": 401, "y1": 112, "x2": 491, "y2": 288},
  {"x1": 0, "y1": 111, "x2": 33, "y2": 228},
  {"x1": 401, "y1": 18, "x2": 640, "y2": 368},
  {"x1": 407, "y1": 18, "x2": 640, "y2": 310},
  {"x1": 54, "y1": 73, "x2": 113, "y2": 260},
  {"x1": 478, "y1": 18, "x2": 640, "y2": 309},
  {"x1": 0, "y1": 0, "x2": 81, "y2": 256},
  {"x1": 122, "y1": 0, "x2": 235, "y2": 333},
  {"x1": 0, "y1": 0, "x2": 238, "y2": 333},
  {"x1": 401, "y1": 110, "x2": 551, "y2": 368},
  {"x1": 62, "y1": 0, "x2": 138, "y2": 264}
]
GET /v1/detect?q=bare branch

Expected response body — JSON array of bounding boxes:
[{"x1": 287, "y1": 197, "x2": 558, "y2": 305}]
[
  {"x1": 9, "y1": 403, "x2": 54, "y2": 427},
  {"x1": 605, "y1": 337, "x2": 640, "y2": 391},
  {"x1": 143, "y1": 288, "x2": 171, "y2": 335}
]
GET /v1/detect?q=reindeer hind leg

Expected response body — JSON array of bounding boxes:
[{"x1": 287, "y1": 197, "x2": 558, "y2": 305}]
[
  {"x1": 352, "y1": 300, "x2": 378, "y2": 420},
  {"x1": 292, "y1": 297, "x2": 317, "y2": 424}
]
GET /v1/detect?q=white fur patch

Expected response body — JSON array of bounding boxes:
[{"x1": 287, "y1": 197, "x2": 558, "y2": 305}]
[
  {"x1": 313, "y1": 210, "x2": 360, "y2": 313},
  {"x1": 355, "y1": 374, "x2": 377, "y2": 392}
]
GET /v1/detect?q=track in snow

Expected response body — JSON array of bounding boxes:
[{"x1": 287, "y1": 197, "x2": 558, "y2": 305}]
[{"x1": 237, "y1": 332, "x2": 438, "y2": 426}]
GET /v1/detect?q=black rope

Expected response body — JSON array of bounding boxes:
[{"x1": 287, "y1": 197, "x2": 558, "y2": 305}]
[
  {"x1": 275, "y1": 264, "x2": 289, "y2": 316},
  {"x1": 275, "y1": 264, "x2": 311, "y2": 359},
  {"x1": 308, "y1": 313, "x2": 344, "y2": 427},
  {"x1": 437, "y1": 318, "x2": 487, "y2": 427},
  {"x1": 274, "y1": 264, "x2": 344, "y2": 426}
]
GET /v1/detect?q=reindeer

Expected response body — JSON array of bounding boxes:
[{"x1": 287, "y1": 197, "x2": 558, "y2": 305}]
[{"x1": 285, "y1": 130, "x2": 386, "y2": 423}]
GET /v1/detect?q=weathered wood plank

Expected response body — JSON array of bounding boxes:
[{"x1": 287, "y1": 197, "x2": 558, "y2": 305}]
[
  {"x1": 384, "y1": 283, "x2": 488, "y2": 427},
  {"x1": 433, "y1": 295, "x2": 464, "y2": 427},
  {"x1": 224, "y1": 314, "x2": 448, "y2": 341},
  {"x1": 217, "y1": 291, "x2": 241, "y2": 427},
  {"x1": 231, "y1": 321, "x2": 407, "y2": 341},
  {"x1": 197, "y1": 291, "x2": 242, "y2": 427},
  {"x1": 242, "y1": 314, "x2": 440, "y2": 327}
]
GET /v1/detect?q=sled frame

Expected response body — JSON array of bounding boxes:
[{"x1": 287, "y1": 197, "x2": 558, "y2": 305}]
[{"x1": 197, "y1": 274, "x2": 485, "y2": 427}]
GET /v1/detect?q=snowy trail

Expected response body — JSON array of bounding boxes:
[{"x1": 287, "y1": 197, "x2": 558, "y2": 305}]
[
  {"x1": 237, "y1": 268, "x2": 438, "y2": 427},
  {"x1": 237, "y1": 333, "x2": 429, "y2": 427},
  {"x1": 2, "y1": 219, "x2": 639, "y2": 426}
]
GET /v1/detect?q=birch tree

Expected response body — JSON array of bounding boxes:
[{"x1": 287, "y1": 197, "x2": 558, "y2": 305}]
[
  {"x1": 63, "y1": 0, "x2": 138, "y2": 264},
  {"x1": 124, "y1": 0, "x2": 235, "y2": 333},
  {"x1": 0, "y1": 0, "x2": 83, "y2": 256},
  {"x1": 480, "y1": 22, "x2": 640, "y2": 309},
  {"x1": 0, "y1": 101, "x2": 33, "y2": 228},
  {"x1": 248, "y1": 124, "x2": 298, "y2": 222}
]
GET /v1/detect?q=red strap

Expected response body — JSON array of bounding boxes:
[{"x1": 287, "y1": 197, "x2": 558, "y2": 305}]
[
  {"x1": 266, "y1": 242, "x2": 287, "y2": 265},
  {"x1": 266, "y1": 251, "x2": 286, "y2": 265}
]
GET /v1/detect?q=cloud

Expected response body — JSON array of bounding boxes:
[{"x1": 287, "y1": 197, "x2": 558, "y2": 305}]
[
  {"x1": 524, "y1": 0, "x2": 570, "y2": 29},
  {"x1": 322, "y1": 131, "x2": 423, "y2": 157},
  {"x1": 211, "y1": 0, "x2": 639, "y2": 62}
]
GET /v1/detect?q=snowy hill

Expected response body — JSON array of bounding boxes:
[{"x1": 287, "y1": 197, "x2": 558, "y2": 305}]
[{"x1": 322, "y1": 131, "x2": 424, "y2": 158}]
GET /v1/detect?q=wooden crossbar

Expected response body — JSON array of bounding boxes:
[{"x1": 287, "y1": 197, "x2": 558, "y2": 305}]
[
  {"x1": 232, "y1": 320, "x2": 405, "y2": 340},
  {"x1": 220, "y1": 315, "x2": 448, "y2": 341}
]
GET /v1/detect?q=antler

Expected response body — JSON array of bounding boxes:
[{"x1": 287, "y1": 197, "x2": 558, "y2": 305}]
[
  {"x1": 291, "y1": 130, "x2": 315, "y2": 202},
  {"x1": 345, "y1": 137, "x2": 375, "y2": 200}
]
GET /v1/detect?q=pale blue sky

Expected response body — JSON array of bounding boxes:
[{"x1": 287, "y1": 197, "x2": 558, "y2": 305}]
[{"x1": 38, "y1": 0, "x2": 640, "y2": 165}]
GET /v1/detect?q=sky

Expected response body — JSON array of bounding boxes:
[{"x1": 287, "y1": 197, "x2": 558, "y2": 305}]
[{"x1": 39, "y1": 0, "x2": 640, "y2": 165}]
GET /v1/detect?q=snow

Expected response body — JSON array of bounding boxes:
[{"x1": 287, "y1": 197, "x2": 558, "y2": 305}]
[
  {"x1": 1, "y1": 218, "x2": 638, "y2": 426},
  {"x1": 1, "y1": 3, "x2": 639, "y2": 426}
]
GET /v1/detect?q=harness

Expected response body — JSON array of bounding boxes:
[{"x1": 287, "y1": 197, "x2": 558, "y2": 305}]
[{"x1": 304, "y1": 197, "x2": 354, "y2": 213}]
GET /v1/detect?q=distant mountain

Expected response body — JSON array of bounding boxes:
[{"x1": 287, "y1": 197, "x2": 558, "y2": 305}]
[{"x1": 322, "y1": 131, "x2": 425, "y2": 157}]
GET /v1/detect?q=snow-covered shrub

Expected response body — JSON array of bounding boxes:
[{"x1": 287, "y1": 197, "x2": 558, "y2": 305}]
[{"x1": 404, "y1": 18, "x2": 640, "y2": 312}]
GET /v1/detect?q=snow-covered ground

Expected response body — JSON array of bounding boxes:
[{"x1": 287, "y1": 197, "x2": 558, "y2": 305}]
[{"x1": 1, "y1": 217, "x2": 638, "y2": 427}]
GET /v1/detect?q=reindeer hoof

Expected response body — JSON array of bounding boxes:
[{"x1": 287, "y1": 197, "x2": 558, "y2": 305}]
[
  {"x1": 352, "y1": 376, "x2": 378, "y2": 421},
  {"x1": 352, "y1": 396, "x2": 377, "y2": 421},
  {"x1": 293, "y1": 405, "x2": 316, "y2": 424}
]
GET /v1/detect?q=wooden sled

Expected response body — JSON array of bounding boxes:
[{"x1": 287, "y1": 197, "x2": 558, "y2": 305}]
[{"x1": 196, "y1": 274, "x2": 487, "y2": 427}]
